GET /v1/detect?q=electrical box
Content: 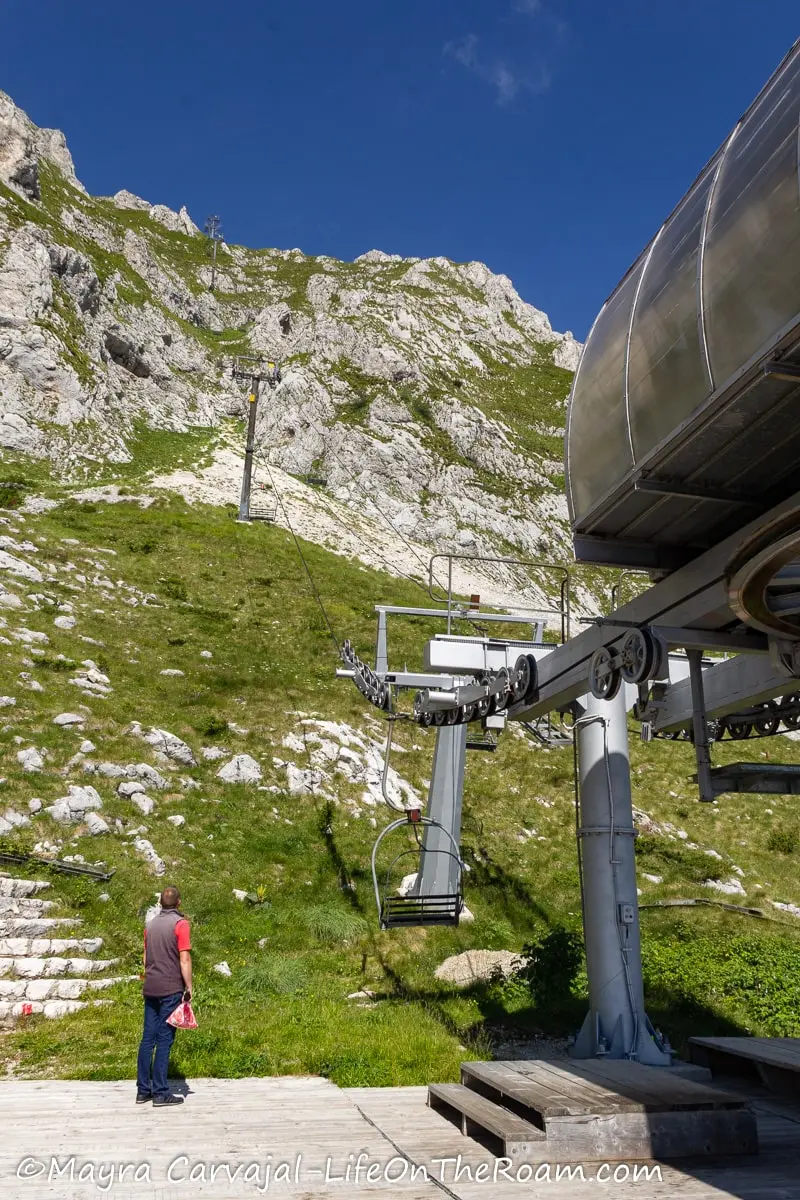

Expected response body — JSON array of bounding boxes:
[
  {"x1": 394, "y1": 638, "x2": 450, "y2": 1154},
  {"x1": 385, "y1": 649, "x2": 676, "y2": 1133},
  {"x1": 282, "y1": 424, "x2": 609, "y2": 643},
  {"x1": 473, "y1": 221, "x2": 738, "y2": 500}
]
[{"x1": 618, "y1": 903, "x2": 636, "y2": 925}]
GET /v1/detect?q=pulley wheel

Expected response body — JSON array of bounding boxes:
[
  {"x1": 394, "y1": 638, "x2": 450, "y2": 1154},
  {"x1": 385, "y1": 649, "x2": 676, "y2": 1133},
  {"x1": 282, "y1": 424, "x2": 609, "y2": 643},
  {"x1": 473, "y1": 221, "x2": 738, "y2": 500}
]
[
  {"x1": 511, "y1": 654, "x2": 538, "y2": 703},
  {"x1": 619, "y1": 628, "x2": 659, "y2": 685},
  {"x1": 726, "y1": 717, "x2": 754, "y2": 740},
  {"x1": 589, "y1": 646, "x2": 621, "y2": 701},
  {"x1": 754, "y1": 701, "x2": 780, "y2": 736},
  {"x1": 782, "y1": 695, "x2": 800, "y2": 729}
]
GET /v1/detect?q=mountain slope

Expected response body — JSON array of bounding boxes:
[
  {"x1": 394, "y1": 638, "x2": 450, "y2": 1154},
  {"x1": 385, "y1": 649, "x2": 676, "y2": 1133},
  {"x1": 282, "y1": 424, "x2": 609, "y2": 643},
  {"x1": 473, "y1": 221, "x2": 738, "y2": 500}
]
[
  {"x1": 1, "y1": 492, "x2": 800, "y2": 1083},
  {"x1": 0, "y1": 91, "x2": 579, "y2": 588}
]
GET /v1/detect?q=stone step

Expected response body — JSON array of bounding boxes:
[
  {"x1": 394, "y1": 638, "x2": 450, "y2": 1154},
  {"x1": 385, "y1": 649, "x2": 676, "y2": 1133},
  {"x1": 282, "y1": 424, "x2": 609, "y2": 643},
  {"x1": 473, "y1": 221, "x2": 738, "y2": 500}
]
[
  {"x1": 0, "y1": 975, "x2": 136, "y2": 1001},
  {"x1": 0, "y1": 998, "x2": 111, "y2": 1021},
  {"x1": 0, "y1": 956, "x2": 120, "y2": 978},
  {"x1": 0, "y1": 936, "x2": 103, "y2": 957},
  {"x1": 0, "y1": 897, "x2": 56, "y2": 916},
  {"x1": 0, "y1": 917, "x2": 81, "y2": 938},
  {"x1": 0, "y1": 876, "x2": 51, "y2": 898}
]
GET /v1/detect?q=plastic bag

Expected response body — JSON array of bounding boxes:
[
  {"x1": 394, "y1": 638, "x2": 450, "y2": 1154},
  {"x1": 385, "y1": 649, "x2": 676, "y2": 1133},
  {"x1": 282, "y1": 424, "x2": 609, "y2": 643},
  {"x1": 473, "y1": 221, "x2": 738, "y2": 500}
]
[{"x1": 166, "y1": 1000, "x2": 198, "y2": 1030}]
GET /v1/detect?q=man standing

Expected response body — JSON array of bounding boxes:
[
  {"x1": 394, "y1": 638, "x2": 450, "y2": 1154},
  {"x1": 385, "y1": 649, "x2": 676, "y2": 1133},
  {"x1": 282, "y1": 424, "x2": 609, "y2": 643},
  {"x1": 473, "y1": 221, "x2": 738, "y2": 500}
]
[{"x1": 136, "y1": 885, "x2": 192, "y2": 1106}]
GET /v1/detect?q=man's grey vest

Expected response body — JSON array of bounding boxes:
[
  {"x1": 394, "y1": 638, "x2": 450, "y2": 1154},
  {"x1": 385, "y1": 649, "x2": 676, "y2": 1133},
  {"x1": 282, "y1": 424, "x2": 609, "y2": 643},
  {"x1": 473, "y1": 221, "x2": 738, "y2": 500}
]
[{"x1": 143, "y1": 908, "x2": 185, "y2": 998}]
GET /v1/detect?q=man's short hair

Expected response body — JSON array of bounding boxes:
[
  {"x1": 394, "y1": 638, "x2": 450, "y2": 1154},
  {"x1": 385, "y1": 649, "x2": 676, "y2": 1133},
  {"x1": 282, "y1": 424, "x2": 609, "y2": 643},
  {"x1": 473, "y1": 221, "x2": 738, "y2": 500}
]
[{"x1": 160, "y1": 886, "x2": 181, "y2": 909}]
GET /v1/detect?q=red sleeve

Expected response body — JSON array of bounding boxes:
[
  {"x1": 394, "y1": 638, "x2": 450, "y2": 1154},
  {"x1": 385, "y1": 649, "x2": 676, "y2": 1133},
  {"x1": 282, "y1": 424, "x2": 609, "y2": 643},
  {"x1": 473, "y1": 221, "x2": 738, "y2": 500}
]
[{"x1": 175, "y1": 919, "x2": 191, "y2": 952}]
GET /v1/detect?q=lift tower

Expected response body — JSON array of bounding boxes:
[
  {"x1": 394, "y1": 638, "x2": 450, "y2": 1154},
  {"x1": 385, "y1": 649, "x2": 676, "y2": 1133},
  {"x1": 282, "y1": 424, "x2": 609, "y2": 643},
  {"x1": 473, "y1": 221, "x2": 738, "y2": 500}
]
[{"x1": 231, "y1": 356, "x2": 282, "y2": 522}]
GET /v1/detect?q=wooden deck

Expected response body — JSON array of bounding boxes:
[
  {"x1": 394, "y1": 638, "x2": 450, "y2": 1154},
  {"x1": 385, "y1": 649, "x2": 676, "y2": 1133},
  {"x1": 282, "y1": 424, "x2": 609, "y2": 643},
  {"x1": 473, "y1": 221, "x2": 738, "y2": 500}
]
[
  {"x1": 690, "y1": 1037, "x2": 800, "y2": 1098},
  {"x1": 428, "y1": 1058, "x2": 756, "y2": 1161},
  {"x1": 0, "y1": 1075, "x2": 797, "y2": 1199}
]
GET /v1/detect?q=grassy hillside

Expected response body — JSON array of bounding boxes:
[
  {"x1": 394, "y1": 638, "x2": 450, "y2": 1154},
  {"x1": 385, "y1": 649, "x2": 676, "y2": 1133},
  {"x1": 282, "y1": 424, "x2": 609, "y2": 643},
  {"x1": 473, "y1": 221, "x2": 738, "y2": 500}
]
[{"x1": 2, "y1": 468, "x2": 800, "y2": 1085}]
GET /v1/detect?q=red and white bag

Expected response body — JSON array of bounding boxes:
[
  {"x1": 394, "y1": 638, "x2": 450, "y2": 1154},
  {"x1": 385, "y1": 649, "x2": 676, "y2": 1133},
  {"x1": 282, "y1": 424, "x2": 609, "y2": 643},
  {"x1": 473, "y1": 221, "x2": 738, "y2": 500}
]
[{"x1": 166, "y1": 1000, "x2": 198, "y2": 1030}]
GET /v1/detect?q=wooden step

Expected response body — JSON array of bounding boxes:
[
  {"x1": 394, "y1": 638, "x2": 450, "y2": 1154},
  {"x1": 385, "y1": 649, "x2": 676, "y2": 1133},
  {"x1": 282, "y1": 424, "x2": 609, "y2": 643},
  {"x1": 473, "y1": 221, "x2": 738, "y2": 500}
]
[
  {"x1": 428, "y1": 1083, "x2": 545, "y2": 1157},
  {"x1": 458, "y1": 1060, "x2": 757, "y2": 1160},
  {"x1": 461, "y1": 1059, "x2": 624, "y2": 1119}
]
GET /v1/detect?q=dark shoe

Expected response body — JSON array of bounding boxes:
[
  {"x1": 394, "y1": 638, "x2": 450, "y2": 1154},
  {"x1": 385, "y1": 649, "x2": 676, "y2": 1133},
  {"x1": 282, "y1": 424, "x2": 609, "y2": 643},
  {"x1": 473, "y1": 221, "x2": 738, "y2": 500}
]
[
  {"x1": 153, "y1": 1093, "x2": 184, "y2": 1106},
  {"x1": 135, "y1": 1092, "x2": 152, "y2": 1104}
]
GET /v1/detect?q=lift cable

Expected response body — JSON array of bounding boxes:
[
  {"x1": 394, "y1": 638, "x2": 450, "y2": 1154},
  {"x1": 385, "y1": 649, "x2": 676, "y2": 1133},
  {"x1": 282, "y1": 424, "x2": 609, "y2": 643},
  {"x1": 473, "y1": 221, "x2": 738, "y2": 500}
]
[
  {"x1": 260, "y1": 458, "x2": 341, "y2": 655},
  {"x1": 257, "y1": 448, "x2": 434, "y2": 597},
  {"x1": 282, "y1": 410, "x2": 449, "y2": 593}
]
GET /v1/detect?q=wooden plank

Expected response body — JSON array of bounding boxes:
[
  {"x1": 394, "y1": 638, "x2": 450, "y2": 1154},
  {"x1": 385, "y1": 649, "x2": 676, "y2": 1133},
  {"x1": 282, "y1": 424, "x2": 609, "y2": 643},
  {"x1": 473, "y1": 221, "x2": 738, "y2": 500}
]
[
  {"x1": 428, "y1": 1084, "x2": 545, "y2": 1142},
  {"x1": 691, "y1": 1036, "x2": 800, "y2": 1072},
  {"x1": 509, "y1": 1060, "x2": 648, "y2": 1114},
  {"x1": 460, "y1": 1061, "x2": 593, "y2": 1117},
  {"x1": 571, "y1": 1058, "x2": 747, "y2": 1110}
]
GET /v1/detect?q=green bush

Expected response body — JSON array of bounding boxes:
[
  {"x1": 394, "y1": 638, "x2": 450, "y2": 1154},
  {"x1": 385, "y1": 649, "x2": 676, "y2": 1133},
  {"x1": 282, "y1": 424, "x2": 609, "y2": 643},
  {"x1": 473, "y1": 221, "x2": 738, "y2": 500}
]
[
  {"x1": 517, "y1": 927, "x2": 584, "y2": 1010},
  {"x1": 767, "y1": 828, "x2": 798, "y2": 855},
  {"x1": 193, "y1": 714, "x2": 229, "y2": 738}
]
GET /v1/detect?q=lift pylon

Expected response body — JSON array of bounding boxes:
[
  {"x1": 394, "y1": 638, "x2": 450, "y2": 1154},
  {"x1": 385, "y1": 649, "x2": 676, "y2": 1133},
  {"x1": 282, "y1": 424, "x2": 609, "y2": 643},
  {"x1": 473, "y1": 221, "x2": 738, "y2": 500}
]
[
  {"x1": 571, "y1": 688, "x2": 671, "y2": 1065},
  {"x1": 414, "y1": 724, "x2": 467, "y2": 902}
]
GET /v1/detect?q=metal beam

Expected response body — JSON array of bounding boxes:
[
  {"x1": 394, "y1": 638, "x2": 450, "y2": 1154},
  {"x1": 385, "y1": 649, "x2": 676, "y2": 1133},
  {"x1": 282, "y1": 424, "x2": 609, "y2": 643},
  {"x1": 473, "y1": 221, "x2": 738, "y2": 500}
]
[
  {"x1": 764, "y1": 360, "x2": 800, "y2": 382},
  {"x1": 513, "y1": 481, "x2": 800, "y2": 721},
  {"x1": 572, "y1": 534, "x2": 692, "y2": 571},
  {"x1": 634, "y1": 477, "x2": 760, "y2": 507},
  {"x1": 652, "y1": 653, "x2": 795, "y2": 732}
]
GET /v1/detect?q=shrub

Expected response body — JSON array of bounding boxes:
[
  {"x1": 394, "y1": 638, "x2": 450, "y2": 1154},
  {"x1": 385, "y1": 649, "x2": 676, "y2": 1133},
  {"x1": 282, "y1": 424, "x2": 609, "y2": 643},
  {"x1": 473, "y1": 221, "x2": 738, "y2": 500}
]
[
  {"x1": 517, "y1": 927, "x2": 584, "y2": 1010},
  {"x1": 194, "y1": 714, "x2": 228, "y2": 738},
  {"x1": 767, "y1": 828, "x2": 798, "y2": 855}
]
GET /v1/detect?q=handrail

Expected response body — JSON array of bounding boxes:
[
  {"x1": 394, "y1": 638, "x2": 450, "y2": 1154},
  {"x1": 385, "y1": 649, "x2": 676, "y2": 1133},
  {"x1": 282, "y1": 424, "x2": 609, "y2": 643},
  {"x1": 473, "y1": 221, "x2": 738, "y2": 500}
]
[{"x1": 427, "y1": 553, "x2": 571, "y2": 641}]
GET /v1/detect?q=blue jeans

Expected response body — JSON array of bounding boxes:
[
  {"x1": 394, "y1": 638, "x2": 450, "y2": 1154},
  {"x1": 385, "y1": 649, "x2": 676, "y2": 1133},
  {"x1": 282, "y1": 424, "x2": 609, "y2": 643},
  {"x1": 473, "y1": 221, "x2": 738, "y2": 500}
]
[{"x1": 136, "y1": 992, "x2": 183, "y2": 1098}]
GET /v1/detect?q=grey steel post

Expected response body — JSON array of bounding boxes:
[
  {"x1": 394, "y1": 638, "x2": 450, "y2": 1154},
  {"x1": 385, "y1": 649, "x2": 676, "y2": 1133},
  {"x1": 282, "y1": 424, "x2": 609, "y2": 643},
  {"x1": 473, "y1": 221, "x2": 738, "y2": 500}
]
[
  {"x1": 688, "y1": 649, "x2": 715, "y2": 802},
  {"x1": 571, "y1": 688, "x2": 671, "y2": 1064},
  {"x1": 238, "y1": 382, "x2": 260, "y2": 522},
  {"x1": 375, "y1": 610, "x2": 389, "y2": 675},
  {"x1": 414, "y1": 723, "x2": 466, "y2": 898}
]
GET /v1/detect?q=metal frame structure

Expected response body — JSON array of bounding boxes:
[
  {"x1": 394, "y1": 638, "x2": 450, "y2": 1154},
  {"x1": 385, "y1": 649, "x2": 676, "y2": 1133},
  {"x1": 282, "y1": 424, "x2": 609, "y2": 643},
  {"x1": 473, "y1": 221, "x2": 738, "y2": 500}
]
[
  {"x1": 231, "y1": 355, "x2": 282, "y2": 522},
  {"x1": 333, "y1": 42, "x2": 800, "y2": 1065}
]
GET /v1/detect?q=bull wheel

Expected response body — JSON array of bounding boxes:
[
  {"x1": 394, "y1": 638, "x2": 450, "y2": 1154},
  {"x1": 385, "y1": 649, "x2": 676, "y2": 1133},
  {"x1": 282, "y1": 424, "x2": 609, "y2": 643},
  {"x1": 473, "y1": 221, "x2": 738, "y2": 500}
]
[{"x1": 589, "y1": 647, "x2": 621, "y2": 701}]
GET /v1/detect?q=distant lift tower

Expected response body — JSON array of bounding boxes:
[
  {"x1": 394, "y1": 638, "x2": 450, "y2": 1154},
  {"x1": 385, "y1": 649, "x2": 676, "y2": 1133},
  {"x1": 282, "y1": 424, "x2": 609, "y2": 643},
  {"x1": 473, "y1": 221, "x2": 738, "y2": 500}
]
[
  {"x1": 231, "y1": 356, "x2": 282, "y2": 522},
  {"x1": 204, "y1": 215, "x2": 223, "y2": 292}
]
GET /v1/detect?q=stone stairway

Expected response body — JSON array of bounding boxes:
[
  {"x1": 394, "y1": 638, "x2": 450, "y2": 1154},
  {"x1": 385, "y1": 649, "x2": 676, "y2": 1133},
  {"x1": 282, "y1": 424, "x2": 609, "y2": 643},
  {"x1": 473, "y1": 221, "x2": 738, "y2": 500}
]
[{"x1": 0, "y1": 873, "x2": 133, "y2": 1022}]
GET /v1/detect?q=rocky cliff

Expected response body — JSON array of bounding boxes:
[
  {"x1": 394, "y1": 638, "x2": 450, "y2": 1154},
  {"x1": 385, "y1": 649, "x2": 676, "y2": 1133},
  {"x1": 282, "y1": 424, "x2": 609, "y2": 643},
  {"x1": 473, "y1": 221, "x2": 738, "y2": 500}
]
[{"x1": 0, "y1": 91, "x2": 581, "y2": 586}]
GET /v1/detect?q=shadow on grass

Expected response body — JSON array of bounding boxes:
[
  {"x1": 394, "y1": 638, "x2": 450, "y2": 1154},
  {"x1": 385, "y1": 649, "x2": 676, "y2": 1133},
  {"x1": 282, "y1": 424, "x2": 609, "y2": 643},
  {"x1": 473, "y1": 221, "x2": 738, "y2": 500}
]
[{"x1": 462, "y1": 842, "x2": 554, "y2": 930}]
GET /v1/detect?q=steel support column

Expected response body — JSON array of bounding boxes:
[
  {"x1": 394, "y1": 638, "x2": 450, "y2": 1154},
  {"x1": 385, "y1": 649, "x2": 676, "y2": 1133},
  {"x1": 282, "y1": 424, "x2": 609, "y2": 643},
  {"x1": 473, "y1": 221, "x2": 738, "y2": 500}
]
[
  {"x1": 414, "y1": 724, "x2": 467, "y2": 898},
  {"x1": 571, "y1": 689, "x2": 671, "y2": 1065},
  {"x1": 238, "y1": 382, "x2": 260, "y2": 522}
]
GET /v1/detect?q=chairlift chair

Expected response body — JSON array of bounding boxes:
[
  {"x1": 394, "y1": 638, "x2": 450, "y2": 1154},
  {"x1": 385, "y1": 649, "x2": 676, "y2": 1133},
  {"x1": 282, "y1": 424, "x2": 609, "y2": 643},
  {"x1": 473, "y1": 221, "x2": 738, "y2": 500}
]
[
  {"x1": 248, "y1": 480, "x2": 277, "y2": 522},
  {"x1": 371, "y1": 810, "x2": 464, "y2": 930}
]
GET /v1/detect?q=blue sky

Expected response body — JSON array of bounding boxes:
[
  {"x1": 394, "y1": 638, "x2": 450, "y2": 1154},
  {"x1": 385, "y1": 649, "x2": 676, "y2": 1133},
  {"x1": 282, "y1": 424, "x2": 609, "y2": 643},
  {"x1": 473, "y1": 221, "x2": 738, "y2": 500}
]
[{"x1": 1, "y1": 1, "x2": 796, "y2": 337}]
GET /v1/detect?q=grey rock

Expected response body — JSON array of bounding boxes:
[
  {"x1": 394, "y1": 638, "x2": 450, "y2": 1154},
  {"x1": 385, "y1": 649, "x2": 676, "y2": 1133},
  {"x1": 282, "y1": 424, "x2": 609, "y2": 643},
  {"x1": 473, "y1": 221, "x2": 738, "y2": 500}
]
[
  {"x1": 134, "y1": 725, "x2": 197, "y2": 766},
  {"x1": 52, "y1": 712, "x2": 85, "y2": 726},
  {"x1": 434, "y1": 949, "x2": 523, "y2": 988},
  {"x1": 17, "y1": 746, "x2": 44, "y2": 772},
  {"x1": 84, "y1": 812, "x2": 109, "y2": 835},
  {"x1": 129, "y1": 763, "x2": 169, "y2": 790},
  {"x1": 117, "y1": 780, "x2": 145, "y2": 797},
  {"x1": 216, "y1": 754, "x2": 262, "y2": 784}
]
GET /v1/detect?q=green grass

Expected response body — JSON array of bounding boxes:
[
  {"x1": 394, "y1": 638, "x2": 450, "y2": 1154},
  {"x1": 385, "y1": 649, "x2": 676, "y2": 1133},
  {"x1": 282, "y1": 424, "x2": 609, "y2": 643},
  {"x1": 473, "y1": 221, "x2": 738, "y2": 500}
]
[{"x1": 2, "y1": 493, "x2": 800, "y2": 1084}]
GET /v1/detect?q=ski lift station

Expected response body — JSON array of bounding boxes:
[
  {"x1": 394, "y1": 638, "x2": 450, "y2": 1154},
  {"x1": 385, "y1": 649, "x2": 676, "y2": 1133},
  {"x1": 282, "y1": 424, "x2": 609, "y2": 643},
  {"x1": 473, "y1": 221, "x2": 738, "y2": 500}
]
[{"x1": 332, "y1": 39, "x2": 800, "y2": 1166}]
